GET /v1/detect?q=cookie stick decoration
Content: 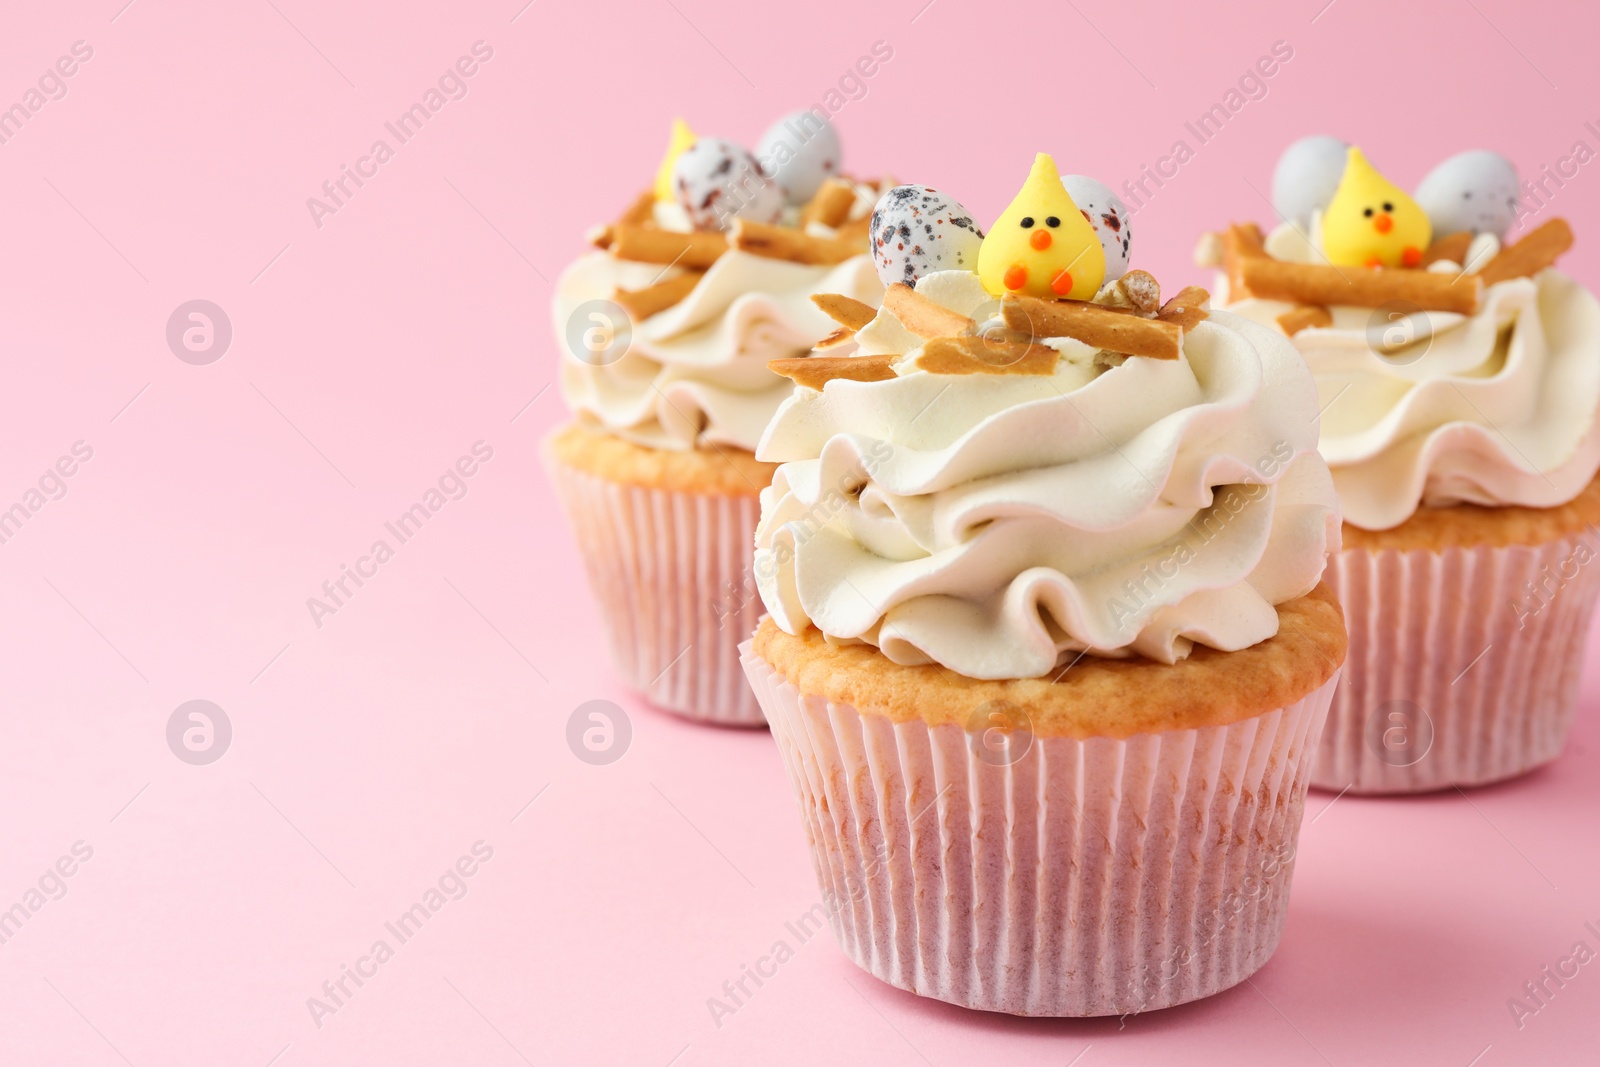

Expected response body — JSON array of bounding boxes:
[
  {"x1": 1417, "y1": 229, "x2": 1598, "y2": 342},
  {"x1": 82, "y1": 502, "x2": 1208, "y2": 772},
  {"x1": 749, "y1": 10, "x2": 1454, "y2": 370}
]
[{"x1": 976, "y1": 153, "x2": 1106, "y2": 300}]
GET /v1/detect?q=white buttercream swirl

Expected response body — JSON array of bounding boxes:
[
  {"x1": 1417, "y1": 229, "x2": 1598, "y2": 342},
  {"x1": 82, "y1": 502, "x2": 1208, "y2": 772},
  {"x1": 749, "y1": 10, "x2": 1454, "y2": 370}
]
[
  {"x1": 752, "y1": 272, "x2": 1342, "y2": 680},
  {"x1": 555, "y1": 249, "x2": 882, "y2": 452},
  {"x1": 1224, "y1": 222, "x2": 1600, "y2": 530}
]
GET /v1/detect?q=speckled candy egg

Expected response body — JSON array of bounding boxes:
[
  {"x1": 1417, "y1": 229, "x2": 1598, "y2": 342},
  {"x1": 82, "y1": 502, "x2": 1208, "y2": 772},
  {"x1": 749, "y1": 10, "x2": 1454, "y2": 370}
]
[
  {"x1": 1415, "y1": 150, "x2": 1520, "y2": 239},
  {"x1": 1272, "y1": 135, "x2": 1348, "y2": 226},
  {"x1": 755, "y1": 112, "x2": 843, "y2": 204},
  {"x1": 672, "y1": 137, "x2": 784, "y2": 231},
  {"x1": 1062, "y1": 175, "x2": 1132, "y2": 282},
  {"x1": 868, "y1": 185, "x2": 984, "y2": 288}
]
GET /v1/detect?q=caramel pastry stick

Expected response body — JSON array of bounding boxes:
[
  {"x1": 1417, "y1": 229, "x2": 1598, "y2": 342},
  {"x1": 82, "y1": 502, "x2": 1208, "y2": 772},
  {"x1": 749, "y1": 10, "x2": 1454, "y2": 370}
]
[
  {"x1": 813, "y1": 326, "x2": 857, "y2": 350},
  {"x1": 1194, "y1": 231, "x2": 1226, "y2": 268},
  {"x1": 619, "y1": 189, "x2": 656, "y2": 227},
  {"x1": 916, "y1": 336, "x2": 1061, "y2": 376},
  {"x1": 1003, "y1": 294, "x2": 1183, "y2": 360},
  {"x1": 592, "y1": 190, "x2": 660, "y2": 250},
  {"x1": 1237, "y1": 257, "x2": 1481, "y2": 314},
  {"x1": 730, "y1": 219, "x2": 860, "y2": 265},
  {"x1": 1419, "y1": 231, "x2": 1473, "y2": 269},
  {"x1": 609, "y1": 225, "x2": 728, "y2": 268},
  {"x1": 1157, "y1": 307, "x2": 1206, "y2": 332},
  {"x1": 1156, "y1": 286, "x2": 1211, "y2": 331},
  {"x1": 810, "y1": 292, "x2": 878, "y2": 330},
  {"x1": 801, "y1": 178, "x2": 858, "y2": 228},
  {"x1": 1223, "y1": 223, "x2": 1267, "y2": 296},
  {"x1": 1160, "y1": 286, "x2": 1209, "y2": 312},
  {"x1": 612, "y1": 271, "x2": 703, "y2": 322},
  {"x1": 1115, "y1": 270, "x2": 1162, "y2": 315},
  {"x1": 1277, "y1": 305, "x2": 1333, "y2": 336},
  {"x1": 883, "y1": 283, "x2": 974, "y2": 339},
  {"x1": 809, "y1": 294, "x2": 877, "y2": 350},
  {"x1": 1478, "y1": 218, "x2": 1574, "y2": 287},
  {"x1": 768, "y1": 354, "x2": 898, "y2": 388},
  {"x1": 1227, "y1": 222, "x2": 1266, "y2": 255}
]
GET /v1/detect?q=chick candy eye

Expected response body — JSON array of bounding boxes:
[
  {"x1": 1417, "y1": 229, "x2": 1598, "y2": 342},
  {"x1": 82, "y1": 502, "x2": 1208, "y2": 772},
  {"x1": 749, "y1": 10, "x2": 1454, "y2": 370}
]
[
  {"x1": 1020, "y1": 217, "x2": 1034, "y2": 228},
  {"x1": 1046, "y1": 216, "x2": 1060, "y2": 227},
  {"x1": 1383, "y1": 202, "x2": 1394, "y2": 212},
  {"x1": 1363, "y1": 207, "x2": 1374, "y2": 217}
]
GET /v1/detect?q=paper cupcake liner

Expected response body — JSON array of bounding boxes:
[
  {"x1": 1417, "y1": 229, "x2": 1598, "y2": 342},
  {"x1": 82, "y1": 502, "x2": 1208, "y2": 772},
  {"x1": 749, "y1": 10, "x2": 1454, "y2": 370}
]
[
  {"x1": 547, "y1": 454, "x2": 767, "y2": 727},
  {"x1": 742, "y1": 643, "x2": 1337, "y2": 1016},
  {"x1": 1316, "y1": 533, "x2": 1600, "y2": 793}
]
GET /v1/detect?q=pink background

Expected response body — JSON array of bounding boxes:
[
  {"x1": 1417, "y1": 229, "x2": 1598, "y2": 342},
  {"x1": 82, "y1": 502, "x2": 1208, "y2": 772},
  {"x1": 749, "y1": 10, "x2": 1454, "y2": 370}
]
[{"x1": 3, "y1": 0, "x2": 1599, "y2": 1063}]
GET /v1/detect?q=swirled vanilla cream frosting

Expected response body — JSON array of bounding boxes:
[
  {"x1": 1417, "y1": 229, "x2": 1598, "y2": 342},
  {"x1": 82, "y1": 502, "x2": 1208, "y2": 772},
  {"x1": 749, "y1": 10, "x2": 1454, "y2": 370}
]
[
  {"x1": 1223, "y1": 226, "x2": 1600, "y2": 531},
  {"x1": 555, "y1": 232, "x2": 881, "y2": 452},
  {"x1": 752, "y1": 270, "x2": 1342, "y2": 680},
  {"x1": 1220, "y1": 141, "x2": 1600, "y2": 530}
]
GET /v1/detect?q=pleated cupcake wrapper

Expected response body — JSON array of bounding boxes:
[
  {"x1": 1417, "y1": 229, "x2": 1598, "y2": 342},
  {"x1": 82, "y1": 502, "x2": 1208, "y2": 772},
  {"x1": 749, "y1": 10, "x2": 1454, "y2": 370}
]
[
  {"x1": 546, "y1": 453, "x2": 767, "y2": 727},
  {"x1": 1317, "y1": 532, "x2": 1600, "y2": 794},
  {"x1": 742, "y1": 643, "x2": 1337, "y2": 1016}
]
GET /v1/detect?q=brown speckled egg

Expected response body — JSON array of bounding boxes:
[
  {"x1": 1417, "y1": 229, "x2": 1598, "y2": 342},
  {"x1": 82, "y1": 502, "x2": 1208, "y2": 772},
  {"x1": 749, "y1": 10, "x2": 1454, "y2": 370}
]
[
  {"x1": 673, "y1": 137, "x2": 784, "y2": 231},
  {"x1": 868, "y1": 185, "x2": 984, "y2": 288},
  {"x1": 1063, "y1": 175, "x2": 1132, "y2": 282},
  {"x1": 756, "y1": 111, "x2": 842, "y2": 204}
]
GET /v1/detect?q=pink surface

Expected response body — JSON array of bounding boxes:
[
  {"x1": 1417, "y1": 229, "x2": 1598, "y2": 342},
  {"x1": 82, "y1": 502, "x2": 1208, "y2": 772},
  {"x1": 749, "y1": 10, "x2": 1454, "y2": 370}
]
[{"x1": 3, "y1": 0, "x2": 1598, "y2": 1064}]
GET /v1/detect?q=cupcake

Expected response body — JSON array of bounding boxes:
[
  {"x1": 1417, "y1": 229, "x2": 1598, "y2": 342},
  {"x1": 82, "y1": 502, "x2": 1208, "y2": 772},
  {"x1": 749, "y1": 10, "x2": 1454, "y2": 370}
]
[
  {"x1": 545, "y1": 115, "x2": 884, "y2": 725},
  {"x1": 741, "y1": 154, "x2": 1346, "y2": 1016},
  {"x1": 1207, "y1": 139, "x2": 1600, "y2": 792}
]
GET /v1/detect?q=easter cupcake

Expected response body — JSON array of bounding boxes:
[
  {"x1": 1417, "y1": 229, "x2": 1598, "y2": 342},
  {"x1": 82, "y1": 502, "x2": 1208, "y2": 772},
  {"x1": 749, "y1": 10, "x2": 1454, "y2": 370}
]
[
  {"x1": 1206, "y1": 139, "x2": 1600, "y2": 792},
  {"x1": 741, "y1": 154, "x2": 1346, "y2": 1016},
  {"x1": 546, "y1": 114, "x2": 884, "y2": 725}
]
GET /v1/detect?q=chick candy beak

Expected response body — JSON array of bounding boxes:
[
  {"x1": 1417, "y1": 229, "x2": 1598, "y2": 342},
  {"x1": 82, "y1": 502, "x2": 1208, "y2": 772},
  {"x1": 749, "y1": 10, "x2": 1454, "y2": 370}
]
[
  {"x1": 1029, "y1": 229, "x2": 1053, "y2": 251},
  {"x1": 1374, "y1": 214, "x2": 1394, "y2": 234}
]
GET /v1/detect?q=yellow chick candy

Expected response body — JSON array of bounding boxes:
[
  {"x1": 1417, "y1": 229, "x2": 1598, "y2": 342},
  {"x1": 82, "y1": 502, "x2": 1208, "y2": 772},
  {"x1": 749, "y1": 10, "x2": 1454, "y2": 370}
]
[
  {"x1": 977, "y1": 153, "x2": 1106, "y2": 300},
  {"x1": 1321, "y1": 147, "x2": 1432, "y2": 269},
  {"x1": 653, "y1": 118, "x2": 696, "y2": 201}
]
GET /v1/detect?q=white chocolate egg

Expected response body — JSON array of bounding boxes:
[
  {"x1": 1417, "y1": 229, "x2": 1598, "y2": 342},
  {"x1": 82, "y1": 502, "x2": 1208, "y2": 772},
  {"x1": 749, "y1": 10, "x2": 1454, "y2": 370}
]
[
  {"x1": 1272, "y1": 136, "x2": 1347, "y2": 226},
  {"x1": 755, "y1": 111, "x2": 843, "y2": 204},
  {"x1": 868, "y1": 185, "x2": 984, "y2": 288},
  {"x1": 1062, "y1": 175, "x2": 1132, "y2": 282},
  {"x1": 672, "y1": 137, "x2": 783, "y2": 231},
  {"x1": 1415, "y1": 150, "x2": 1519, "y2": 239}
]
